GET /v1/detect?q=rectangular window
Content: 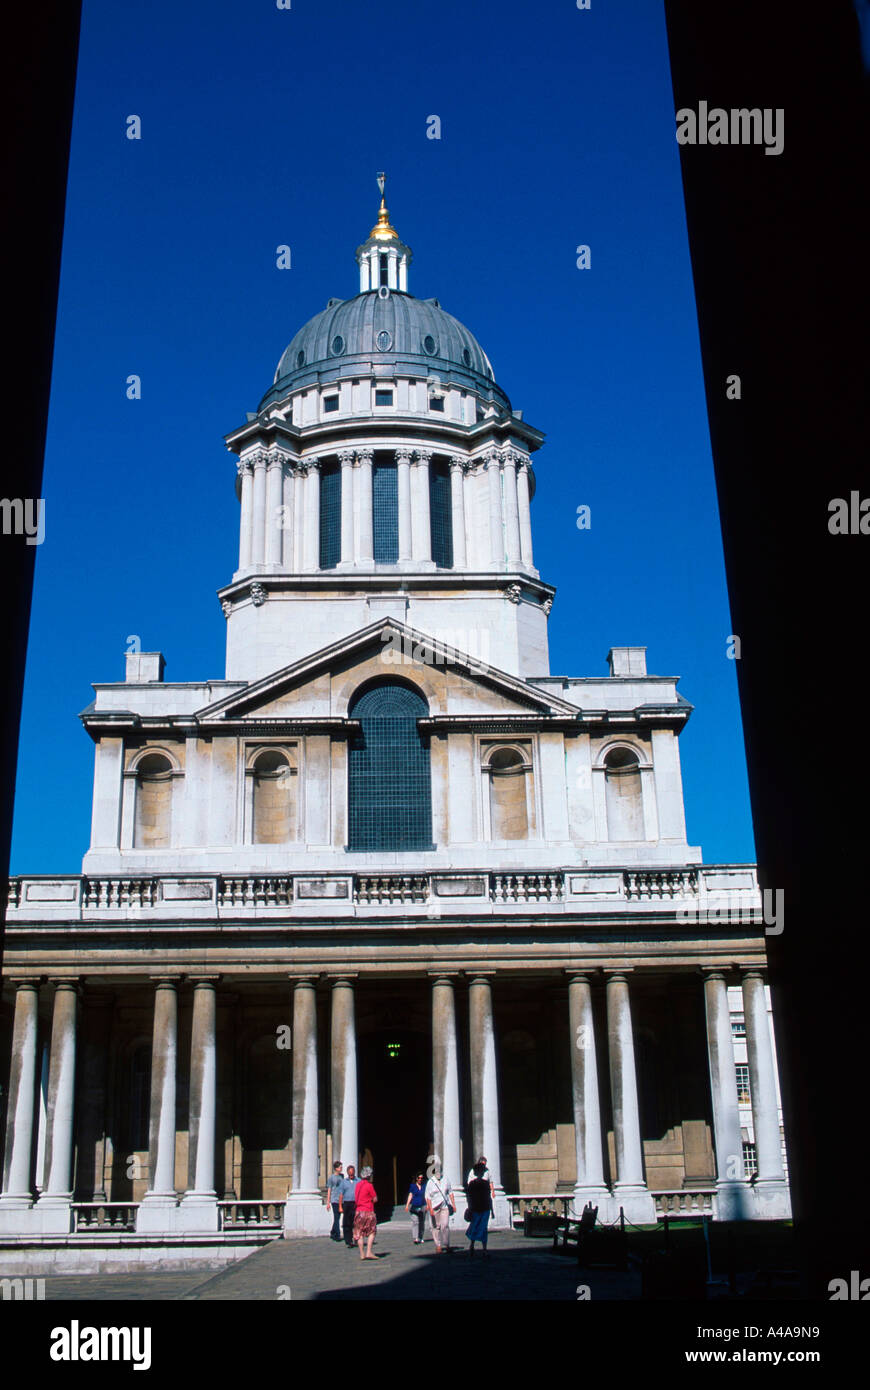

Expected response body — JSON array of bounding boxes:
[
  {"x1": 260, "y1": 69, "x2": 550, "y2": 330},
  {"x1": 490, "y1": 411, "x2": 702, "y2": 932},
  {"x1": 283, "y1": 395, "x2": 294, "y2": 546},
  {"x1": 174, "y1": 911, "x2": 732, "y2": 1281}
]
[
  {"x1": 429, "y1": 459, "x2": 453, "y2": 569},
  {"x1": 372, "y1": 459, "x2": 398, "y2": 562},
  {"x1": 375, "y1": 389, "x2": 394, "y2": 407},
  {"x1": 430, "y1": 395, "x2": 445, "y2": 412},
  {"x1": 742, "y1": 1141, "x2": 758, "y2": 1177},
  {"x1": 323, "y1": 395, "x2": 339, "y2": 413},
  {"x1": 319, "y1": 463, "x2": 341, "y2": 569},
  {"x1": 735, "y1": 1064, "x2": 751, "y2": 1104},
  {"x1": 379, "y1": 254, "x2": 388, "y2": 286},
  {"x1": 731, "y1": 1016, "x2": 746, "y2": 1038}
]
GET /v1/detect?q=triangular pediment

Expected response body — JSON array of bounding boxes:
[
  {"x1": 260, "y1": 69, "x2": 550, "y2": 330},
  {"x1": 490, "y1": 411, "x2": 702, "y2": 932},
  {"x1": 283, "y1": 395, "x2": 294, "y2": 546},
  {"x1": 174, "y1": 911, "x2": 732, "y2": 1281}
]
[{"x1": 196, "y1": 619, "x2": 579, "y2": 725}]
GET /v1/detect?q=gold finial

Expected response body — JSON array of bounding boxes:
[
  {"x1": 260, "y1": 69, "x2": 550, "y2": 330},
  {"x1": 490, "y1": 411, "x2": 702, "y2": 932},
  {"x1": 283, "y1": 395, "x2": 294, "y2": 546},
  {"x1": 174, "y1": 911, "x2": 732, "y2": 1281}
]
[{"x1": 370, "y1": 170, "x2": 399, "y2": 240}]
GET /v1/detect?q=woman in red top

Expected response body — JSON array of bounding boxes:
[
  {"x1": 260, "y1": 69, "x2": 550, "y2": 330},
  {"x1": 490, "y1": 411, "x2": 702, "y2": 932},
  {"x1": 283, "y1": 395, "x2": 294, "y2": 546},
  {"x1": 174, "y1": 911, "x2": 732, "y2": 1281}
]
[{"x1": 352, "y1": 1165, "x2": 378, "y2": 1260}]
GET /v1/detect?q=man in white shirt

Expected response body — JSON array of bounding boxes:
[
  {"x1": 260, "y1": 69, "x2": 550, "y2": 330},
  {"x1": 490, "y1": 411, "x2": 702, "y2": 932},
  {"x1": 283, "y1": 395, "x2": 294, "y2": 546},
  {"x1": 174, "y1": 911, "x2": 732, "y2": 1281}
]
[
  {"x1": 466, "y1": 1154, "x2": 495, "y2": 1203},
  {"x1": 425, "y1": 1162, "x2": 456, "y2": 1254}
]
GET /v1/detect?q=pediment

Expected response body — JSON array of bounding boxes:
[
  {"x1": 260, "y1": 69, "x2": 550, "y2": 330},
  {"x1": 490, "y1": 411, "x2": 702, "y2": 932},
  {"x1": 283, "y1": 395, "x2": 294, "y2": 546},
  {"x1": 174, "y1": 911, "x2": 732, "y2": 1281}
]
[{"x1": 196, "y1": 619, "x2": 579, "y2": 725}]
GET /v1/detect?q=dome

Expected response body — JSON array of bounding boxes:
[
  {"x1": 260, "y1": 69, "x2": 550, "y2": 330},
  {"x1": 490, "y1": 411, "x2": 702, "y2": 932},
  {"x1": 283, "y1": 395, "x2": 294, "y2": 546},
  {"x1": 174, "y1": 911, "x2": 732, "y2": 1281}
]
[{"x1": 258, "y1": 291, "x2": 511, "y2": 413}]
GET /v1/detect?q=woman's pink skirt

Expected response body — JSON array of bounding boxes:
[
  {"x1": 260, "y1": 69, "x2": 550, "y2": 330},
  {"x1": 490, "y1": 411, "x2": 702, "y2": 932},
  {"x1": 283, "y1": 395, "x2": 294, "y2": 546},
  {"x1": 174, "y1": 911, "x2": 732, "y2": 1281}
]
[{"x1": 353, "y1": 1210, "x2": 377, "y2": 1240}]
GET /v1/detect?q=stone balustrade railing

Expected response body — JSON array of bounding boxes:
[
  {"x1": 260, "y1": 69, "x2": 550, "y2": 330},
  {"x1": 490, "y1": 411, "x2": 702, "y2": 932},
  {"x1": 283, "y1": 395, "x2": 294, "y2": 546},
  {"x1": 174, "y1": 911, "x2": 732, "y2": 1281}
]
[
  {"x1": 71, "y1": 1202, "x2": 138, "y2": 1232},
  {"x1": 4, "y1": 865, "x2": 759, "y2": 921},
  {"x1": 653, "y1": 1189, "x2": 717, "y2": 1218},
  {"x1": 218, "y1": 1201, "x2": 284, "y2": 1229}
]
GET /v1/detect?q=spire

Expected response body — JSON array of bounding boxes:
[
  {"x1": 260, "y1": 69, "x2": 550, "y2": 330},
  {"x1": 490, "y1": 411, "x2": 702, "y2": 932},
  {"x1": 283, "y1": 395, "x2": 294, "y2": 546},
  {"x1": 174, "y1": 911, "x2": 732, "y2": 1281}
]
[{"x1": 356, "y1": 173, "x2": 412, "y2": 293}]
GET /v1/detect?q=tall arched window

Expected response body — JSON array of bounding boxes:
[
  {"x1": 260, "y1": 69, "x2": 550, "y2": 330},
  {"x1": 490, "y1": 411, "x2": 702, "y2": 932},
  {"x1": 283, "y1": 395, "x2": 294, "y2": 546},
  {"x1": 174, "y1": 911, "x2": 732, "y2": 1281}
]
[
  {"x1": 251, "y1": 749, "x2": 297, "y2": 844},
  {"x1": 347, "y1": 683, "x2": 432, "y2": 851},
  {"x1": 486, "y1": 746, "x2": 532, "y2": 839},
  {"x1": 133, "y1": 753, "x2": 174, "y2": 848},
  {"x1": 604, "y1": 746, "x2": 644, "y2": 840}
]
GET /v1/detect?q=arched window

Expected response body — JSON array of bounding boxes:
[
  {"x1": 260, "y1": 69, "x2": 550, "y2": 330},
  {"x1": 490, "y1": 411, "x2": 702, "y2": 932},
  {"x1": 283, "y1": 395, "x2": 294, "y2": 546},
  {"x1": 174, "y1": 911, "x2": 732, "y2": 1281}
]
[
  {"x1": 429, "y1": 459, "x2": 453, "y2": 568},
  {"x1": 347, "y1": 683, "x2": 432, "y2": 851},
  {"x1": 486, "y1": 746, "x2": 532, "y2": 840},
  {"x1": 319, "y1": 461, "x2": 341, "y2": 569},
  {"x1": 133, "y1": 753, "x2": 174, "y2": 848},
  {"x1": 604, "y1": 746, "x2": 644, "y2": 840},
  {"x1": 251, "y1": 749, "x2": 297, "y2": 844}
]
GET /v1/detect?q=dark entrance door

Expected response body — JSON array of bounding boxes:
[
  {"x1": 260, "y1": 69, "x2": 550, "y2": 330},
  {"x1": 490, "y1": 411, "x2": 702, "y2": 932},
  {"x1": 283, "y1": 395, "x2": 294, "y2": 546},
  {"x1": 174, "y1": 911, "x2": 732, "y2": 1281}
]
[{"x1": 358, "y1": 1028, "x2": 430, "y2": 1220}]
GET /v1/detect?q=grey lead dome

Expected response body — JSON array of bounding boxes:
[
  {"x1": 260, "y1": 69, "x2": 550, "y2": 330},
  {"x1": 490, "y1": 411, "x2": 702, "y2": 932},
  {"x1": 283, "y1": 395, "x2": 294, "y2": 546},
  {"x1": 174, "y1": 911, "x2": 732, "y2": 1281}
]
[{"x1": 260, "y1": 289, "x2": 510, "y2": 413}]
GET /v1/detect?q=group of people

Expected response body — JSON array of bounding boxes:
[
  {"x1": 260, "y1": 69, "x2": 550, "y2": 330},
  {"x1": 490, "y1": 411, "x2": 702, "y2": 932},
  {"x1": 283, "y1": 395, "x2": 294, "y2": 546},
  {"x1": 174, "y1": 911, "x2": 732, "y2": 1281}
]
[{"x1": 324, "y1": 1157, "x2": 495, "y2": 1260}]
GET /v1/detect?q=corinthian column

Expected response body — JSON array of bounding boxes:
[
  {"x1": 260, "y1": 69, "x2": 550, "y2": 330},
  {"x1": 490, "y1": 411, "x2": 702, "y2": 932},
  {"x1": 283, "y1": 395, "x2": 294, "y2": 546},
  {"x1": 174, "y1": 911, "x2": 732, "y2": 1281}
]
[
  {"x1": 516, "y1": 458, "x2": 534, "y2": 570},
  {"x1": 180, "y1": 978, "x2": 219, "y2": 1230},
  {"x1": 396, "y1": 449, "x2": 413, "y2": 561},
  {"x1": 281, "y1": 460, "x2": 296, "y2": 569},
  {"x1": 251, "y1": 451, "x2": 268, "y2": 566},
  {"x1": 412, "y1": 449, "x2": 432, "y2": 564},
  {"x1": 357, "y1": 449, "x2": 374, "y2": 564},
  {"x1": 137, "y1": 978, "x2": 180, "y2": 1230},
  {"x1": 237, "y1": 460, "x2": 254, "y2": 570},
  {"x1": 703, "y1": 970, "x2": 752, "y2": 1220},
  {"x1": 37, "y1": 981, "x2": 79, "y2": 1217},
  {"x1": 502, "y1": 450, "x2": 522, "y2": 567},
  {"x1": 264, "y1": 451, "x2": 284, "y2": 565},
  {"x1": 338, "y1": 450, "x2": 355, "y2": 566},
  {"x1": 285, "y1": 978, "x2": 328, "y2": 1236},
  {"x1": 486, "y1": 451, "x2": 504, "y2": 569},
  {"x1": 567, "y1": 974, "x2": 610, "y2": 1213},
  {"x1": 431, "y1": 976, "x2": 462, "y2": 1203},
  {"x1": 449, "y1": 457, "x2": 467, "y2": 569},
  {"x1": 330, "y1": 979, "x2": 358, "y2": 1171},
  {"x1": 604, "y1": 971, "x2": 655, "y2": 1222},
  {"x1": 0, "y1": 980, "x2": 40, "y2": 1214},
  {"x1": 303, "y1": 457, "x2": 321, "y2": 571},
  {"x1": 468, "y1": 975, "x2": 507, "y2": 1226},
  {"x1": 741, "y1": 971, "x2": 791, "y2": 1218}
]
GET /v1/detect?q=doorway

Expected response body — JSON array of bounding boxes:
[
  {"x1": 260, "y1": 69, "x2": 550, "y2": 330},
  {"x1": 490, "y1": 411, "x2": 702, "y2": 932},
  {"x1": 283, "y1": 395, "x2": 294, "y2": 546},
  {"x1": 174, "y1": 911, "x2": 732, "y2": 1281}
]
[{"x1": 357, "y1": 1027, "x2": 430, "y2": 1219}]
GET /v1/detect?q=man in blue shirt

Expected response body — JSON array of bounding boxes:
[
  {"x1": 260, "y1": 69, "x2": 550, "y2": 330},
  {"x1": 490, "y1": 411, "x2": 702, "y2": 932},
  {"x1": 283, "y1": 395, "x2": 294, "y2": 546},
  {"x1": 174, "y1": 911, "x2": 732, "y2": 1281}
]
[
  {"x1": 324, "y1": 1161, "x2": 344, "y2": 1241},
  {"x1": 340, "y1": 1165, "x2": 358, "y2": 1247}
]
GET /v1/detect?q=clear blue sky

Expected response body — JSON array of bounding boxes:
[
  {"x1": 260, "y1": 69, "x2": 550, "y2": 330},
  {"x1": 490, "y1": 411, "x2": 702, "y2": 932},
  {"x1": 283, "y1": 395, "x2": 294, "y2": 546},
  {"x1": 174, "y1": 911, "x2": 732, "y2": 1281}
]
[{"x1": 10, "y1": 0, "x2": 756, "y2": 872}]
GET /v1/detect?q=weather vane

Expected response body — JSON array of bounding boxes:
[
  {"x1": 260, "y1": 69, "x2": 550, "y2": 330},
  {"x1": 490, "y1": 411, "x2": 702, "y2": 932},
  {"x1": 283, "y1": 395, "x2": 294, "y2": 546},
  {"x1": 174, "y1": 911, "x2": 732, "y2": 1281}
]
[{"x1": 377, "y1": 171, "x2": 386, "y2": 199}]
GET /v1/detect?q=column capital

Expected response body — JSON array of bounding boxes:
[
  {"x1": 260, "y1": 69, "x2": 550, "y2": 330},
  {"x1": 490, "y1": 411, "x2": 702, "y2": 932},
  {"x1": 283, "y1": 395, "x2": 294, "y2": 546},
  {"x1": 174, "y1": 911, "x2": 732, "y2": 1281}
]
[
  {"x1": 304, "y1": 455, "x2": 321, "y2": 473},
  {"x1": 427, "y1": 970, "x2": 461, "y2": 982},
  {"x1": 355, "y1": 448, "x2": 373, "y2": 465},
  {"x1": 565, "y1": 969, "x2": 597, "y2": 983},
  {"x1": 741, "y1": 967, "x2": 766, "y2": 982},
  {"x1": 395, "y1": 447, "x2": 413, "y2": 464},
  {"x1": 338, "y1": 449, "x2": 355, "y2": 467},
  {"x1": 48, "y1": 978, "x2": 82, "y2": 993},
  {"x1": 448, "y1": 454, "x2": 466, "y2": 472},
  {"x1": 327, "y1": 974, "x2": 358, "y2": 986},
  {"x1": 148, "y1": 975, "x2": 182, "y2": 988},
  {"x1": 9, "y1": 977, "x2": 42, "y2": 990},
  {"x1": 467, "y1": 971, "x2": 496, "y2": 984},
  {"x1": 187, "y1": 975, "x2": 221, "y2": 988},
  {"x1": 483, "y1": 448, "x2": 502, "y2": 470},
  {"x1": 701, "y1": 965, "x2": 738, "y2": 981},
  {"x1": 603, "y1": 968, "x2": 635, "y2": 981},
  {"x1": 289, "y1": 975, "x2": 319, "y2": 989},
  {"x1": 413, "y1": 448, "x2": 432, "y2": 466},
  {"x1": 237, "y1": 458, "x2": 253, "y2": 478},
  {"x1": 250, "y1": 449, "x2": 269, "y2": 472}
]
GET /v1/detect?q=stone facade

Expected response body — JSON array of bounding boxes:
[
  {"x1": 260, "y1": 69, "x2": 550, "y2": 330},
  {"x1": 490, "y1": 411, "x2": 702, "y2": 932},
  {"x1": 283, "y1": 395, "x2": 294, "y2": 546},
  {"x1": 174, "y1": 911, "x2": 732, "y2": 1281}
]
[{"x1": 0, "y1": 190, "x2": 790, "y2": 1256}]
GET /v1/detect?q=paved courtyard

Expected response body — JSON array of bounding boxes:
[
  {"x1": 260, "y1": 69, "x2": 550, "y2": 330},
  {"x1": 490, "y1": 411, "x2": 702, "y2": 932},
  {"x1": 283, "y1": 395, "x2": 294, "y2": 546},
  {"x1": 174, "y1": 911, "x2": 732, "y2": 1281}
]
[{"x1": 37, "y1": 1219, "x2": 641, "y2": 1301}]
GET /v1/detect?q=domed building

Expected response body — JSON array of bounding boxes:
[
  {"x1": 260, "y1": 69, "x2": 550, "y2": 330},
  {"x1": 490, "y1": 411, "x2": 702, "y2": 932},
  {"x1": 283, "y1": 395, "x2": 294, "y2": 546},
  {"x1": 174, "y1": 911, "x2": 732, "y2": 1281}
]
[{"x1": 0, "y1": 185, "x2": 789, "y2": 1261}]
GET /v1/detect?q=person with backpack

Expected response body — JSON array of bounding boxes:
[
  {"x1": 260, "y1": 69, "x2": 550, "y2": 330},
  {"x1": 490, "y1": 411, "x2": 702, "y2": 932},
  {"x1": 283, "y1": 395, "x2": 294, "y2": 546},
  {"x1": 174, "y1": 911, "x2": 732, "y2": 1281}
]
[{"x1": 465, "y1": 1160, "x2": 494, "y2": 1257}]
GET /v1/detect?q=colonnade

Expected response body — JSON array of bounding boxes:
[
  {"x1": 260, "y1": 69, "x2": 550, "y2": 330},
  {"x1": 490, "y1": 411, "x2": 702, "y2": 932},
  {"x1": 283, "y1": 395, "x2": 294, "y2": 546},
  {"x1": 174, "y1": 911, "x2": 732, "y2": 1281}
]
[
  {"x1": 236, "y1": 446, "x2": 535, "y2": 576},
  {"x1": 0, "y1": 968, "x2": 789, "y2": 1233}
]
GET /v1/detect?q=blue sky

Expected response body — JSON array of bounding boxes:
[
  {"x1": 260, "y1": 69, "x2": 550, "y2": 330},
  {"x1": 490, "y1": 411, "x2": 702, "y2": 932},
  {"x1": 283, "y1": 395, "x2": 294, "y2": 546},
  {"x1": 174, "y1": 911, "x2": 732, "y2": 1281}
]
[{"x1": 10, "y1": 0, "x2": 755, "y2": 871}]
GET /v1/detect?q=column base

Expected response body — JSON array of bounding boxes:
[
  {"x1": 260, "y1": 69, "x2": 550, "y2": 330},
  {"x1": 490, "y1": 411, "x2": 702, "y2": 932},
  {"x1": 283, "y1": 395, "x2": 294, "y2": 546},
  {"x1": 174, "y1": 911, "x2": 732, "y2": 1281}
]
[
  {"x1": 750, "y1": 1180, "x2": 792, "y2": 1221},
  {"x1": 0, "y1": 1193, "x2": 35, "y2": 1210},
  {"x1": 136, "y1": 1193, "x2": 180, "y2": 1233},
  {"x1": 176, "y1": 1193, "x2": 220, "y2": 1232},
  {"x1": 21, "y1": 1196, "x2": 74, "y2": 1234},
  {"x1": 0, "y1": 1195, "x2": 37, "y2": 1234},
  {"x1": 608, "y1": 1184, "x2": 658, "y2": 1225},
  {"x1": 489, "y1": 1186, "x2": 511, "y2": 1230},
  {"x1": 283, "y1": 1191, "x2": 332, "y2": 1238},
  {"x1": 714, "y1": 1180, "x2": 755, "y2": 1221},
  {"x1": 569, "y1": 1185, "x2": 613, "y2": 1220}
]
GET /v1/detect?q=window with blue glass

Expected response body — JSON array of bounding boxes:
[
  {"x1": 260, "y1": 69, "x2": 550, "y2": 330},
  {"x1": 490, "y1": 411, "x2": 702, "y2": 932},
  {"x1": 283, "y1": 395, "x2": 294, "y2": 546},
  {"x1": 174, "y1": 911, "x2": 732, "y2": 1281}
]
[
  {"x1": 372, "y1": 458, "x2": 398, "y2": 562},
  {"x1": 319, "y1": 462, "x2": 341, "y2": 569},
  {"x1": 429, "y1": 459, "x2": 453, "y2": 569},
  {"x1": 347, "y1": 683, "x2": 432, "y2": 851}
]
